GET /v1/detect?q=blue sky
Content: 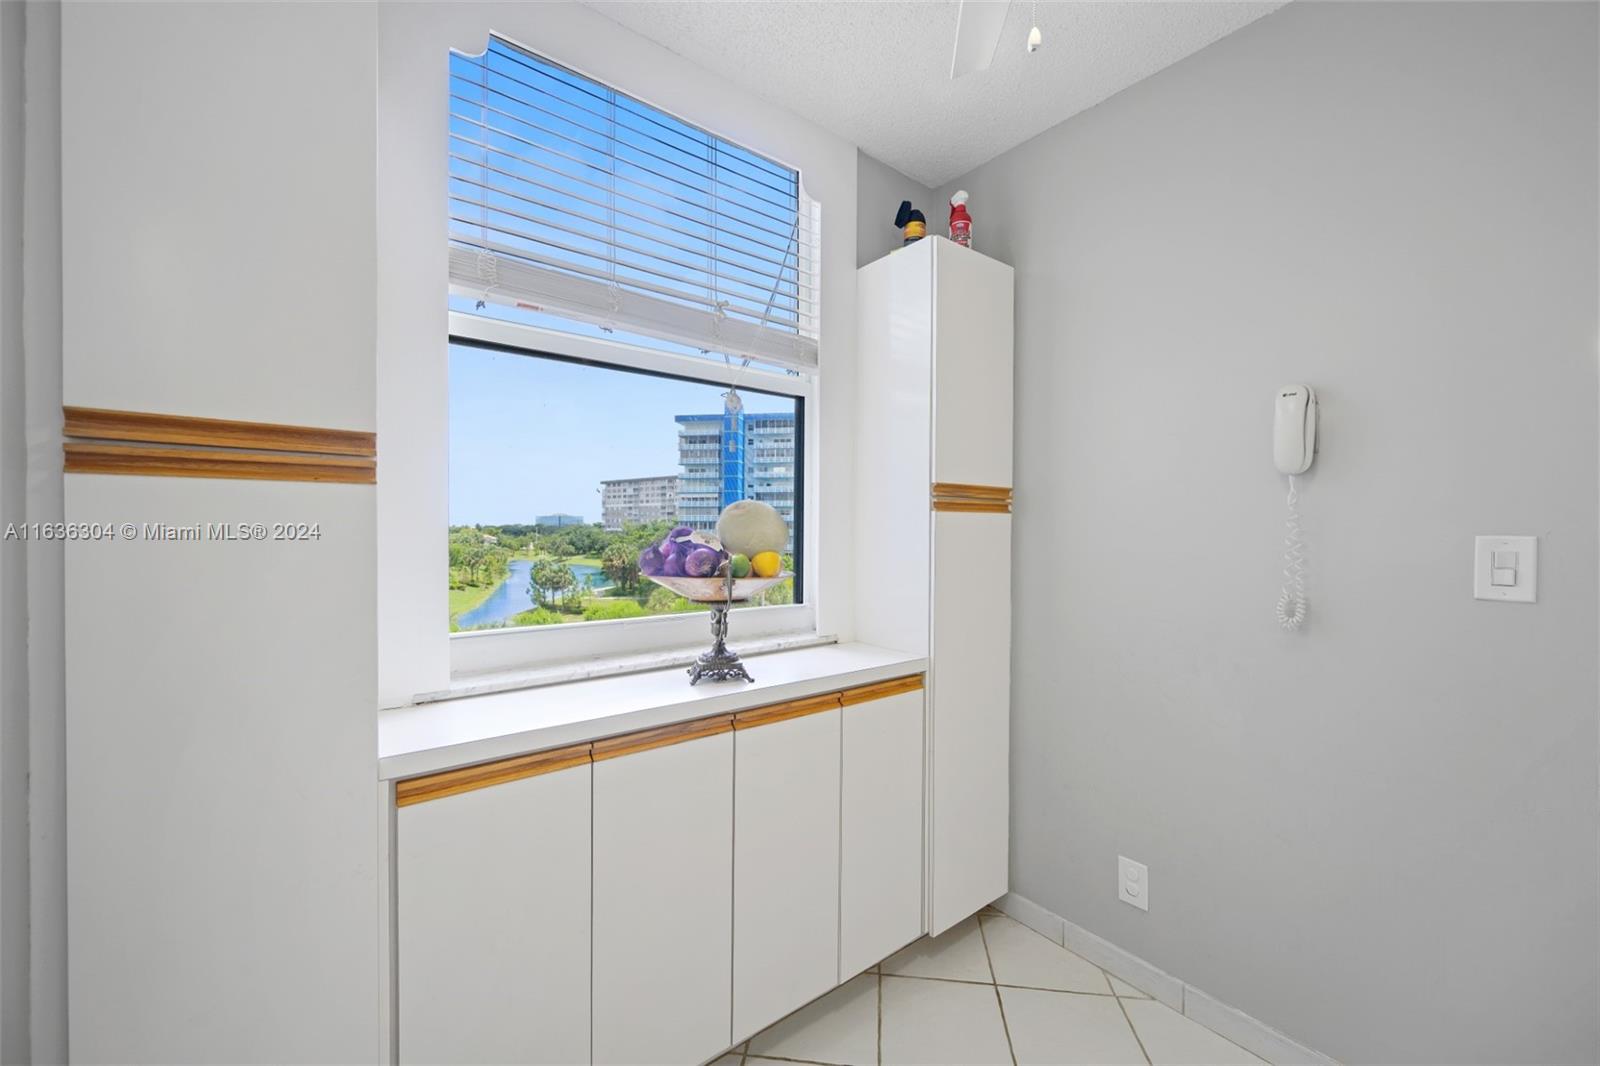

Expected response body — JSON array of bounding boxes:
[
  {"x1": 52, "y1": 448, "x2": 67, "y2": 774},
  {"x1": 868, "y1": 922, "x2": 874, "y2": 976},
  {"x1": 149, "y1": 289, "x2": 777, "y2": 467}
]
[{"x1": 448, "y1": 342, "x2": 794, "y2": 526}]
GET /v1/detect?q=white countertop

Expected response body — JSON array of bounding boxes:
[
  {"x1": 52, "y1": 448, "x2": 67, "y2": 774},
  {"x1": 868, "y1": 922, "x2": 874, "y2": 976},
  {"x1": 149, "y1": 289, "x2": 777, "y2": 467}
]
[{"x1": 378, "y1": 641, "x2": 927, "y2": 780}]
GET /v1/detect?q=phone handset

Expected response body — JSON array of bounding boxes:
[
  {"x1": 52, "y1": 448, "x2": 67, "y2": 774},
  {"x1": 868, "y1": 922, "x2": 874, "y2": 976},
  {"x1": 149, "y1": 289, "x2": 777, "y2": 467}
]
[{"x1": 1273, "y1": 386, "x2": 1317, "y2": 631}]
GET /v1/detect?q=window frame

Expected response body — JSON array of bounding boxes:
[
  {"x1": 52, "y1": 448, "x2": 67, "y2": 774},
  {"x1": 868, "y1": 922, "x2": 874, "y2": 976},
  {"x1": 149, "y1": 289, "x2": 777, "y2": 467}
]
[{"x1": 444, "y1": 310, "x2": 818, "y2": 682}]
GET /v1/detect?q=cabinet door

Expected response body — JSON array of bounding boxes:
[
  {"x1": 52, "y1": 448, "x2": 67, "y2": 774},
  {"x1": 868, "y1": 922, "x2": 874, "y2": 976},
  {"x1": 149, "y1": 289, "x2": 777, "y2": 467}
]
[
  {"x1": 593, "y1": 732, "x2": 734, "y2": 1065},
  {"x1": 931, "y1": 238, "x2": 1014, "y2": 488},
  {"x1": 733, "y1": 710, "x2": 841, "y2": 1041},
  {"x1": 397, "y1": 764, "x2": 591, "y2": 1065},
  {"x1": 62, "y1": 1, "x2": 375, "y2": 429},
  {"x1": 929, "y1": 511, "x2": 1012, "y2": 934},
  {"x1": 65, "y1": 475, "x2": 378, "y2": 1063},
  {"x1": 840, "y1": 689, "x2": 926, "y2": 977}
]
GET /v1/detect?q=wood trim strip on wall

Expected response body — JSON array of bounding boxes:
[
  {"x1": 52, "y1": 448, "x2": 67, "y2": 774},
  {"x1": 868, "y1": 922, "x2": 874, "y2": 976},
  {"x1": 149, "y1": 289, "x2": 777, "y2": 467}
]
[
  {"x1": 591, "y1": 714, "x2": 735, "y2": 762},
  {"x1": 393, "y1": 672, "x2": 928, "y2": 805},
  {"x1": 63, "y1": 406, "x2": 377, "y2": 457},
  {"x1": 931, "y1": 482, "x2": 1013, "y2": 513},
  {"x1": 395, "y1": 743, "x2": 594, "y2": 807},
  {"x1": 839, "y1": 673, "x2": 925, "y2": 706},
  {"x1": 733, "y1": 692, "x2": 842, "y2": 730},
  {"x1": 63, "y1": 443, "x2": 377, "y2": 485}
]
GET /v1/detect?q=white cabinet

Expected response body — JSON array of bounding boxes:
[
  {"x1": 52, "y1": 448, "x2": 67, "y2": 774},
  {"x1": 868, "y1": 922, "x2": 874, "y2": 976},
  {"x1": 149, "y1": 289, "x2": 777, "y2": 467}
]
[
  {"x1": 732, "y1": 706, "x2": 841, "y2": 1042},
  {"x1": 931, "y1": 239, "x2": 1015, "y2": 488},
  {"x1": 397, "y1": 762, "x2": 591, "y2": 1065},
  {"x1": 593, "y1": 730, "x2": 734, "y2": 1066},
  {"x1": 65, "y1": 475, "x2": 379, "y2": 1063},
  {"x1": 61, "y1": 1, "x2": 376, "y2": 429},
  {"x1": 840, "y1": 685, "x2": 927, "y2": 977},
  {"x1": 856, "y1": 237, "x2": 1015, "y2": 935},
  {"x1": 388, "y1": 675, "x2": 929, "y2": 1063},
  {"x1": 60, "y1": 3, "x2": 380, "y2": 1060},
  {"x1": 929, "y1": 515, "x2": 1011, "y2": 932}
]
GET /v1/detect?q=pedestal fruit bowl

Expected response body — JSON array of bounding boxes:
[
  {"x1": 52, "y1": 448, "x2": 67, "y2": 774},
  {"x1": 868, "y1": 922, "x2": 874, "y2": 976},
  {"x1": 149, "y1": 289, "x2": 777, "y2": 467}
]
[{"x1": 638, "y1": 506, "x2": 792, "y2": 685}]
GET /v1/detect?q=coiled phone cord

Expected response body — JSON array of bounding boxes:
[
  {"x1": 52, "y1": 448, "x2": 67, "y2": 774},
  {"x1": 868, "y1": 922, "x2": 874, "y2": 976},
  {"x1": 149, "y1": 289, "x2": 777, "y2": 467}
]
[{"x1": 1276, "y1": 475, "x2": 1307, "y2": 631}]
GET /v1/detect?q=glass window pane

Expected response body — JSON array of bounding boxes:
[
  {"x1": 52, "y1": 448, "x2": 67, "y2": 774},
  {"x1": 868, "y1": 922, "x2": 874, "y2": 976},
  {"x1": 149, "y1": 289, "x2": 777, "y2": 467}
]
[{"x1": 447, "y1": 342, "x2": 801, "y2": 633}]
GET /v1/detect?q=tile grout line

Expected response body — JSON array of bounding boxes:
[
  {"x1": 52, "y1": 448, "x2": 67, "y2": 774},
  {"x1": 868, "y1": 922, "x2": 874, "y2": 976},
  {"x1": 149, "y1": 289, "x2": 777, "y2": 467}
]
[
  {"x1": 883, "y1": 970, "x2": 1121, "y2": 997},
  {"x1": 976, "y1": 915, "x2": 1019, "y2": 1066},
  {"x1": 876, "y1": 969, "x2": 883, "y2": 1066},
  {"x1": 1114, "y1": 986, "x2": 1154, "y2": 1066}
]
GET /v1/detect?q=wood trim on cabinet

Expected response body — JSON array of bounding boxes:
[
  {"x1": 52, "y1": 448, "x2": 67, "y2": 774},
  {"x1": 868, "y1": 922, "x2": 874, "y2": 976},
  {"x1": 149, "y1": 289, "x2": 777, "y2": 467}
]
[
  {"x1": 395, "y1": 743, "x2": 594, "y2": 807},
  {"x1": 63, "y1": 406, "x2": 376, "y2": 457},
  {"x1": 932, "y1": 482, "x2": 1011, "y2": 501},
  {"x1": 838, "y1": 674, "x2": 925, "y2": 706},
  {"x1": 931, "y1": 499, "x2": 1011, "y2": 513},
  {"x1": 63, "y1": 443, "x2": 377, "y2": 485},
  {"x1": 392, "y1": 673, "x2": 927, "y2": 805},
  {"x1": 931, "y1": 482, "x2": 1012, "y2": 513},
  {"x1": 733, "y1": 692, "x2": 842, "y2": 730},
  {"x1": 591, "y1": 714, "x2": 735, "y2": 762}
]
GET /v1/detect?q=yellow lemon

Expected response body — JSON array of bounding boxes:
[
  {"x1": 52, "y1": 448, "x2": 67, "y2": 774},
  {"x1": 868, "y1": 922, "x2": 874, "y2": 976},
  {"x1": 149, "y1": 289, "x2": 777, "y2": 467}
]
[{"x1": 751, "y1": 551, "x2": 782, "y2": 578}]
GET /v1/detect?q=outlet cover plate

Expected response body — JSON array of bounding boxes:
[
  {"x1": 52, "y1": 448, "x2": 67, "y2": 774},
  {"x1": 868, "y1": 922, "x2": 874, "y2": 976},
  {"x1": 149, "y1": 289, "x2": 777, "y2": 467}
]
[{"x1": 1118, "y1": 856, "x2": 1148, "y2": 912}]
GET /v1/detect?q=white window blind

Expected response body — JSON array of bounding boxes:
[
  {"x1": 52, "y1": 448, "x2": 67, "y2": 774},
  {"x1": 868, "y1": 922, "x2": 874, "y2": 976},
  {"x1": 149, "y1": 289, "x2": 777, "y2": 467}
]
[{"x1": 449, "y1": 37, "x2": 821, "y2": 371}]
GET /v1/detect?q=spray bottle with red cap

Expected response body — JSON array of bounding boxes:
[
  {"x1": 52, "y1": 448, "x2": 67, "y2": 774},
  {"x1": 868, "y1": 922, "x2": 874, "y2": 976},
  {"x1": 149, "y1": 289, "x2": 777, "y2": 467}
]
[{"x1": 948, "y1": 189, "x2": 972, "y2": 248}]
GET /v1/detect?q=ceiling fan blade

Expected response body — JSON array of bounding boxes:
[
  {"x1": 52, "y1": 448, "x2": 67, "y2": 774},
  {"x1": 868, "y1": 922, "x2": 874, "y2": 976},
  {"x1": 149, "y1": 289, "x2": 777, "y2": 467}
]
[{"x1": 950, "y1": 0, "x2": 1012, "y2": 79}]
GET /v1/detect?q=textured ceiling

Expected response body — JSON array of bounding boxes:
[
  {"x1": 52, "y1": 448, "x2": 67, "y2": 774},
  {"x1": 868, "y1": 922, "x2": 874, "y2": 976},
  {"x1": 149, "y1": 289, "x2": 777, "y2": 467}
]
[{"x1": 581, "y1": 1, "x2": 1287, "y2": 186}]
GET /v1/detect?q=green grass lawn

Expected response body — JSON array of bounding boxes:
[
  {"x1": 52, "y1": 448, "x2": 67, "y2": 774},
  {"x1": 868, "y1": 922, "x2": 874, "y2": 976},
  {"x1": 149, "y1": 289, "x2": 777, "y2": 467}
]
[
  {"x1": 449, "y1": 580, "x2": 500, "y2": 623},
  {"x1": 567, "y1": 555, "x2": 603, "y2": 568}
]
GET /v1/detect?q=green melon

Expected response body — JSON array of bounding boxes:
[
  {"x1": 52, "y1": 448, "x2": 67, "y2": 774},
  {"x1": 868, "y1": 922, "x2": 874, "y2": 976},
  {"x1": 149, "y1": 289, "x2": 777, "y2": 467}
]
[{"x1": 715, "y1": 500, "x2": 788, "y2": 558}]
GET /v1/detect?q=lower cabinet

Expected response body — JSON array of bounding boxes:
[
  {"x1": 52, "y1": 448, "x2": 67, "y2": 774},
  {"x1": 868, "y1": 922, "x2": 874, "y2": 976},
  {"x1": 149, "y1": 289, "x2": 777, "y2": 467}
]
[
  {"x1": 392, "y1": 675, "x2": 930, "y2": 1065},
  {"x1": 840, "y1": 683, "x2": 927, "y2": 977},
  {"x1": 397, "y1": 760, "x2": 591, "y2": 1065},
  {"x1": 593, "y1": 729, "x2": 734, "y2": 1066},
  {"x1": 732, "y1": 704, "x2": 842, "y2": 1042}
]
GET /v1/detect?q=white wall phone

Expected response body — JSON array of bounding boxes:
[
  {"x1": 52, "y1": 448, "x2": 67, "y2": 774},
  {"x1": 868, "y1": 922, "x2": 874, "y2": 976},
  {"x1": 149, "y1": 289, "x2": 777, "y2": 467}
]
[{"x1": 1273, "y1": 385, "x2": 1317, "y2": 630}]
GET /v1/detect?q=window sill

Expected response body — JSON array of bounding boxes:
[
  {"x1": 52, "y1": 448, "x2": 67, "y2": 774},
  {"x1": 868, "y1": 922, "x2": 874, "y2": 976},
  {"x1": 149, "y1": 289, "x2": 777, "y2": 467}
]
[
  {"x1": 429, "y1": 629, "x2": 836, "y2": 704},
  {"x1": 379, "y1": 641, "x2": 927, "y2": 781},
  {"x1": 447, "y1": 602, "x2": 817, "y2": 682}
]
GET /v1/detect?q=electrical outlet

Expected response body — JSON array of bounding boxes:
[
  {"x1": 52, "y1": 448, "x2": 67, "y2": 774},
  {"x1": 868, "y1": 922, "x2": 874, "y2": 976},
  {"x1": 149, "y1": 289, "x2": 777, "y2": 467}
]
[{"x1": 1118, "y1": 856, "x2": 1148, "y2": 912}]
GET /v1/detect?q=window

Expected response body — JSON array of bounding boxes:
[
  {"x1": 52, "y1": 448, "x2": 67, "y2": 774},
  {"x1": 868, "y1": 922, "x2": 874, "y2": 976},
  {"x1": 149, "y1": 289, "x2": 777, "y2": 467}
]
[
  {"x1": 448, "y1": 36, "x2": 820, "y2": 370},
  {"x1": 448, "y1": 341, "x2": 803, "y2": 634},
  {"x1": 443, "y1": 36, "x2": 816, "y2": 641}
]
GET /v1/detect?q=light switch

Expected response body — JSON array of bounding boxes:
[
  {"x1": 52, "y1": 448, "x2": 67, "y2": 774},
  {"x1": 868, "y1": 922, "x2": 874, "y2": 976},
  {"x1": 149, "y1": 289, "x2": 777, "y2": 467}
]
[{"x1": 1474, "y1": 536, "x2": 1537, "y2": 603}]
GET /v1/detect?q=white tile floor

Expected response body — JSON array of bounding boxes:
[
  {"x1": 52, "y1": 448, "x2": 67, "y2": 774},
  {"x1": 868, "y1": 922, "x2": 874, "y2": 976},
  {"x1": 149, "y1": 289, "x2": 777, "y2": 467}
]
[{"x1": 713, "y1": 909, "x2": 1267, "y2": 1066}]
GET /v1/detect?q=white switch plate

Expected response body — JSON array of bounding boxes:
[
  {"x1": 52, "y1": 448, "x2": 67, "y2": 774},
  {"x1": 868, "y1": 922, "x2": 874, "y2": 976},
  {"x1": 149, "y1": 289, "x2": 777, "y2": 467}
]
[
  {"x1": 1118, "y1": 856, "x2": 1148, "y2": 912},
  {"x1": 1474, "y1": 535, "x2": 1537, "y2": 603}
]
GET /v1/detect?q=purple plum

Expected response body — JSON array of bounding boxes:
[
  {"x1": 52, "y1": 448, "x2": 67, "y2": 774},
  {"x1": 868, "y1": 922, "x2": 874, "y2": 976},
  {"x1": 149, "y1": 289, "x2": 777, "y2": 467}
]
[
  {"x1": 684, "y1": 547, "x2": 720, "y2": 577},
  {"x1": 661, "y1": 551, "x2": 685, "y2": 577},
  {"x1": 637, "y1": 545, "x2": 664, "y2": 577}
]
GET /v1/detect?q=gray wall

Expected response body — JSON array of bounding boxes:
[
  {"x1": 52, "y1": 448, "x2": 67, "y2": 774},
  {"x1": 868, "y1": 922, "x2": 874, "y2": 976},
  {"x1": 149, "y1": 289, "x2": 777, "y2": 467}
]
[
  {"x1": 22, "y1": 1, "x2": 66, "y2": 1058},
  {"x1": 855, "y1": 150, "x2": 935, "y2": 268},
  {"x1": 0, "y1": 0, "x2": 29, "y2": 1060},
  {"x1": 943, "y1": 3, "x2": 1599, "y2": 1061}
]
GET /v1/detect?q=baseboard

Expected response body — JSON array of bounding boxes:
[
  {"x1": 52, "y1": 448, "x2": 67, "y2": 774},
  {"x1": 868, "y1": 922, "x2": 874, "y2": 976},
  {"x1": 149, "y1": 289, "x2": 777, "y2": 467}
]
[{"x1": 995, "y1": 891, "x2": 1337, "y2": 1066}]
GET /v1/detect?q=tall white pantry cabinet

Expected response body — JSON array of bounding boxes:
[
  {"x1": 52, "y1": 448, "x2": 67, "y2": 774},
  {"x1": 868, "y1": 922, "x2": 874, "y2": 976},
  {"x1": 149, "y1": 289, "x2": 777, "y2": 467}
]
[
  {"x1": 59, "y1": 4, "x2": 381, "y2": 1062},
  {"x1": 856, "y1": 236, "x2": 1015, "y2": 935}
]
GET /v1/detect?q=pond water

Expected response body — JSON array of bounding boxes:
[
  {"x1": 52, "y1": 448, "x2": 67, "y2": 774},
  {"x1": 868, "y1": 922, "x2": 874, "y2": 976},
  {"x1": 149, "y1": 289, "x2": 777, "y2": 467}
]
[{"x1": 455, "y1": 559, "x2": 612, "y2": 629}]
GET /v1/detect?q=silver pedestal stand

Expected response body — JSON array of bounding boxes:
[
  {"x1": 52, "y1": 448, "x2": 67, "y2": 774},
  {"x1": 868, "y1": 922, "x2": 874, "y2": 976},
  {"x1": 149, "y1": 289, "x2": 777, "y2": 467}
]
[{"x1": 688, "y1": 571, "x2": 754, "y2": 685}]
